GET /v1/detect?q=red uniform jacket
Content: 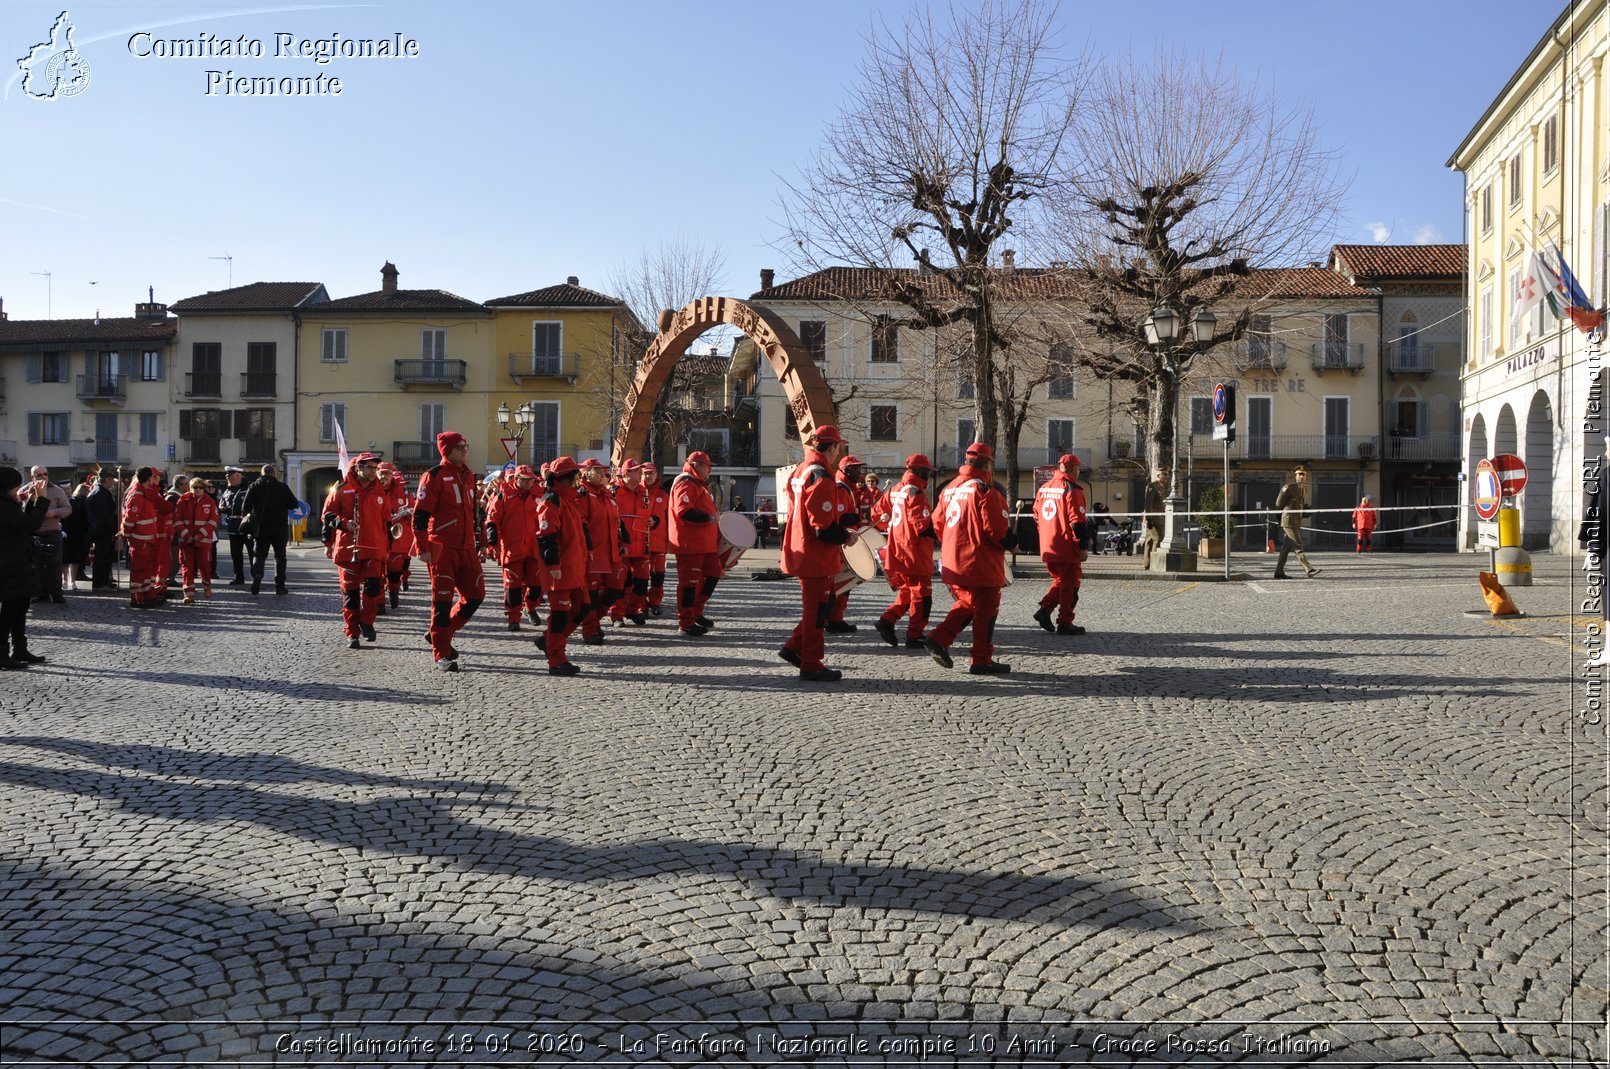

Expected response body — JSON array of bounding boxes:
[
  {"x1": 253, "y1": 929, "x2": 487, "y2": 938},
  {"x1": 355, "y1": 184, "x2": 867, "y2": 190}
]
[
  {"x1": 612, "y1": 480, "x2": 650, "y2": 558},
  {"x1": 1352, "y1": 503, "x2": 1378, "y2": 532},
  {"x1": 486, "y1": 483, "x2": 540, "y2": 564},
  {"x1": 414, "y1": 462, "x2": 480, "y2": 552},
  {"x1": 934, "y1": 465, "x2": 1010, "y2": 588},
  {"x1": 175, "y1": 490, "x2": 221, "y2": 544},
  {"x1": 323, "y1": 474, "x2": 392, "y2": 564},
  {"x1": 385, "y1": 476, "x2": 416, "y2": 555},
  {"x1": 854, "y1": 482, "x2": 879, "y2": 523},
  {"x1": 1034, "y1": 472, "x2": 1088, "y2": 564},
  {"x1": 536, "y1": 482, "x2": 587, "y2": 591},
  {"x1": 874, "y1": 473, "x2": 935, "y2": 577},
  {"x1": 782, "y1": 450, "x2": 850, "y2": 578},
  {"x1": 579, "y1": 482, "x2": 623, "y2": 574},
  {"x1": 121, "y1": 484, "x2": 163, "y2": 544},
  {"x1": 835, "y1": 477, "x2": 863, "y2": 532},
  {"x1": 668, "y1": 465, "x2": 718, "y2": 554},
  {"x1": 645, "y1": 478, "x2": 670, "y2": 554}
]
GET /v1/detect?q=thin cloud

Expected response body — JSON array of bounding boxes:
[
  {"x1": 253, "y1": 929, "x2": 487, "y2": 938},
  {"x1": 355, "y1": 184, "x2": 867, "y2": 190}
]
[
  {"x1": 0, "y1": 197, "x2": 92, "y2": 221},
  {"x1": 1412, "y1": 224, "x2": 1444, "y2": 244},
  {"x1": 1365, "y1": 222, "x2": 1393, "y2": 243}
]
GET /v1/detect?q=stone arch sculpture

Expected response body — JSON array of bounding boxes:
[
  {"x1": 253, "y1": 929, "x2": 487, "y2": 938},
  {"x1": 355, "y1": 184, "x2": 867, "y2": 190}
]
[{"x1": 611, "y1": 296, "x2": 837, "y2": 467}]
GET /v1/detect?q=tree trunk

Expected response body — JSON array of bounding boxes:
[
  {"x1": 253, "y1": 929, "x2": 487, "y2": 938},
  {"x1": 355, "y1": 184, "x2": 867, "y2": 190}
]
[
  {"x1": 972, "y1": 315, "x2": 997, "y2": 447},
  {"x1": 1148, "y1": 365, "x2": 1180, "y2": 494}
]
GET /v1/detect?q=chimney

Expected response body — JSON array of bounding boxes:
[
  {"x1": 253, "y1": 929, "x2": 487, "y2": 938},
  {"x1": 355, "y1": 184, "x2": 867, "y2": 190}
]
[
  {"x1": 916, "y1": 249, "x2": 934, "y2": 276},
  {"x1": 0, "y1": 297, "x2": 6, "y2": 322},
  {"x1": 760, "y1": 268, "x2": 775, "y2": 290},
  {"x1": 135, "y1": 286, "x2": 166, "y2": 319},
  {"x1": 381, "y1": 261, "x2": 399, "y2": 294},
  {"x1": 566, "y1": 275, "x2": 579, "y2": 287},
  {"x1": 1002, "y1": 250, "x2": 1016, "y2": 275}
]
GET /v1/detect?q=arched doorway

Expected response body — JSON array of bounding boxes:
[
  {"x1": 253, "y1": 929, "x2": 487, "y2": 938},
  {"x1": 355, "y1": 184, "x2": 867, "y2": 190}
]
[
  {"x1": 1494, "y1": 404, "x2": 1518, "y2": 457},
  {"x1": 1522, "y1": 390, "x2": 1554, "y2": 550},
  {"x1": 1465, "y1": 414, "x2": 1488, "y2": 549},
  {"x1": 613, "y1": 297, "x2": 836, "y2": 466}
]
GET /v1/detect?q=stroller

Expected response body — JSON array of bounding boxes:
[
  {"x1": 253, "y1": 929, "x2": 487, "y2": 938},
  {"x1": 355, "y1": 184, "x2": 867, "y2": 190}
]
[{"x1": 1099, "y1": 520, "x2": 1136, "y2": 556}]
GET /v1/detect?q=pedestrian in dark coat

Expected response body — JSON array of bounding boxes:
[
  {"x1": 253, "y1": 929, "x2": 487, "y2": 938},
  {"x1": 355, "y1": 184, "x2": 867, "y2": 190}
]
[
  {"x1": 63, "y1": 483, "x2": 90, "y2": 586},
  {"x1": 0, "y1": 466, "x2": 49, "y2": 668},
  {"x1": 85, "y1": 474, "x2": 120, "y2": 589}
]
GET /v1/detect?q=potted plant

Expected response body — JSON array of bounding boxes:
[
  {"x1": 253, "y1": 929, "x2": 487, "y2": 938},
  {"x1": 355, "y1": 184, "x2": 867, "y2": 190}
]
[{"x1": 1194, "y1": 484, "x2": 1236, "y2": 559}]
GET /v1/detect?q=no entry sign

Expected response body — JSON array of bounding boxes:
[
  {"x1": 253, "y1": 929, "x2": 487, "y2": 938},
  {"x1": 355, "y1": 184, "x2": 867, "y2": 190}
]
[{"x1": 1490, "y1": 452, "x2": 1528, "y2": 496}]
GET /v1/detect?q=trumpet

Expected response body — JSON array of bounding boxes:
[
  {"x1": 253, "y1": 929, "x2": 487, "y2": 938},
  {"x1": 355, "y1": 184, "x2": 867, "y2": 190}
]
[{"x1": 390, "y1": 521, "x2": 405, "y2": 541}]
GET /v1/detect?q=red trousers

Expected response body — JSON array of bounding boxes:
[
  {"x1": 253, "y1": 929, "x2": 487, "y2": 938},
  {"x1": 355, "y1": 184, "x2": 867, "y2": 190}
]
[
  {"x1": 179, "y1": 542, "x2": 214, "y2": 597},
  {"x1": 425, "y1": 545, "x2": 485, "y2": 660},
  {"x1": 647, "y1": 551, "x2": 668, "y2": 608},
  {"x1": 930, "y1": 583, "x2": 1003, "y2": 666},
  {"x1": 783, "y1": 574, "x2": 836, "y2": 673},
  {"x1": 500, "y1": 558, "x2": 545, "y2": 622},
  {"x1": 673, "y1": 552, "x2": 724, "y2": 628},
  {"x1": 128, "y1": 540, "x2": 162, "y2": 604},
  {"x1": 1039, "y1": 559, "x2": 1082, "y2": 626},
  {"x1": 338, "y1": 557, "x2": 385, "y2": 636},
  {"x1": 881, "y1": 570, "x2": 934, "y2": 639},
  {"x1": 541, "y1": 586, "x2": 586, "y2": 668},
  {"x1": 613, "y1": 556, "x2": 651, "y2": 621}
]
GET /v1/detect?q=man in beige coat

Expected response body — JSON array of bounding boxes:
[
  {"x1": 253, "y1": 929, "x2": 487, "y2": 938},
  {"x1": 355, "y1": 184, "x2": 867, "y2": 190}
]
[{"x1": 1273, "y1": 466, "x2": 1320, "y2": 579}]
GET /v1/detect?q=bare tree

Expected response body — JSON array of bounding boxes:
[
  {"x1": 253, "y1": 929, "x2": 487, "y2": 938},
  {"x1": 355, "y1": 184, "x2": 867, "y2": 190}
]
[
  {"x1": 1056, "y1": 49, "x2": 1347, "y2": 491},
  {"x1": 778, "y1": 0, "x2": 1082, "y2": 447}
]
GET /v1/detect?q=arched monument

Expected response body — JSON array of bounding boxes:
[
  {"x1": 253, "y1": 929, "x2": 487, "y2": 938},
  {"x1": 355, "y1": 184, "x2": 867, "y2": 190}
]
[{"x1": 611, "y1": 296, "x2": 837, "y2": 467}]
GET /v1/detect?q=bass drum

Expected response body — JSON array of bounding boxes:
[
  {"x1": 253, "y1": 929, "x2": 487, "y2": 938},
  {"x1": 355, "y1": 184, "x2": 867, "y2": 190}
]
[
  {"x1": 716, "y1": 511, "x2": 757, "y2": 572},
  {"x1": 833, "y1": 534, "x2": 880, "y2": 596}
]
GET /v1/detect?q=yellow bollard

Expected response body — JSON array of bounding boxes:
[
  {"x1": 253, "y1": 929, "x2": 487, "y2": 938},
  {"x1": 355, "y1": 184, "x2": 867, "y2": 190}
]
[{"x1": 1497, "y1": 506, "x2": 1521, "y2": 548}]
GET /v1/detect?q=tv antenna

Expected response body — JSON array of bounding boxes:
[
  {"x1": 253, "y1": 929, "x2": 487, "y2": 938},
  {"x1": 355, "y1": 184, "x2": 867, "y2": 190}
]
[
  {"x1": 31, "y1": 271, "x2": 51, "y2": 318},
  {"x1": 210, "y1": 253, "x2": 233, "y2": 288}
]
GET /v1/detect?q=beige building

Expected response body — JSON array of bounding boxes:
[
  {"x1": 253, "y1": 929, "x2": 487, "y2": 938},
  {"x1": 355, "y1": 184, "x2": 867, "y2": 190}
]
[
  {"x1": 287, "y1": 263, "x2": 491, "y2": 503},
  {"x1": 1449, "y1": 1, "x2": 1608, "y2": 552},
  {"x1": 0, "y1": 296, "x2": 177, "y2": 477},
  {"x1": 168, "y1": 281, "x2": 329, "y2": 478}
]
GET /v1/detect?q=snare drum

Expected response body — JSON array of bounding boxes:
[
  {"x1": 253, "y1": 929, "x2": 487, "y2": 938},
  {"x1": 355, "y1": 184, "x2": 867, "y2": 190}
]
[
  {"x1": 833, "y1": 534, "x2": 880, "y2": 595},
  {"x1": 716, "y1": 511, "x2": 756, "y2": 572},
  {"x1": 857, "y1": 527, "x2": 888, "y2": 576}
]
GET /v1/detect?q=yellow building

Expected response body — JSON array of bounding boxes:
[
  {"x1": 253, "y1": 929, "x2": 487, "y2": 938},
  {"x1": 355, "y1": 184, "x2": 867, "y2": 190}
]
[
  {"x1": 287, "y1": 262, "x2": 491, "y2": 503},
  {"x1": 1449, "y1": 1, "x2": 1608, "y2": 552},
  {"x1": 482, "y1": 278, "x2": 643, "y2": 469}
]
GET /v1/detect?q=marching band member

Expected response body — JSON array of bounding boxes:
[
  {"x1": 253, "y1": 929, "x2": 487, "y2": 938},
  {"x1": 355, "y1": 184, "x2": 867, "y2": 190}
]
[
  {"x1": 486, "y1": 464, "x2": 544, "y2": 630},
  {"x1": 576, "y1": 459, "x2": 624, "y2": 644},
  {"x1": 534, "y1": 456, "x2": 586, "y2": 676},
  {"x1": 871, "y1": 453, "x2": 938, "y2": 648},
  {"x1": 642, "y1": 463, "x2": 670, "y2": 616},
  {"x1": 668, "y1": 451, "x2": 722, "y2": 637},
  {"x1": 611, "y1": 460, "x2": 652, "y2": 626},
  {"x1": 322, "y1": 452, "x2": 392, "y2": 649},
  {"x1": 779, "y1": 425, "x2": 852, "y2": 682},
  {"x1": 1033, "y1": 452, "x2": 1092, "y2": 636},
  {"x1": 413, "y1": 432, "x2": 485, "y2": 672},
  {"x1": 925, "y1": 442, "x2": 1013, "y2": 675},
  {"x1": 826, "y1": 453, "x2": 868, "y2": 634}
]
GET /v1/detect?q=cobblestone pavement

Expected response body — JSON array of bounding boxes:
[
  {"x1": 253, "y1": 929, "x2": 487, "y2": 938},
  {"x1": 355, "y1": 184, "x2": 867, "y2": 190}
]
[{"x1": 0, "y1": 547, "x2": 1604, "y2": 1066}]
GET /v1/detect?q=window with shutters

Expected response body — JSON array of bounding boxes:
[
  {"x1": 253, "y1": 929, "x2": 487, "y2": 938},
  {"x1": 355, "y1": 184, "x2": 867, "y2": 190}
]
[
  {"x1": 139, "y1": 413, "x2": 158, "y2": 445},
  {"x1": 319, "y1": 402, "x2": 347, "y2": 443},
  {"x1": 1046, "y1": 418, "x2": 1075, "y2": 463},
  {"x1": 1509, "y1": 268, "x2": 1523, "y2": 348},
  {"x1": 870, "y1": 404, "x2": 898, "y2": 441},
  {"x1": 1247, "y1": 314, "x2": 1273, "y2": 365},
  {"x1": 1543, "y1": 115, "x2": 1558, "y2": 175},
  {"x1": 321, "y1": 328, "x2": 348, "y2": 363},
  {"x1": 1508, "y1": 154, "x2": 1522, "y2": 209},
  {"x1": 238, "y1": 408, "x2": 275, "y2": 462},
  {"x1": 1245, "y1": 397, "x2": 1273, "y2": 459},
  {"x1": 1323, "y1": 397, "x2": 1350, "y2": 459},
  {"x1": 1047, "y1": 345, "x2": 1075, "y2": 399},
  {"x1": 181, "y1": 408, "x2": 228, "y2": 462},
  {"x1": 799, "y1": 321, "x2": 827, "y2": 366},
  {"x1": 1393, "y1": 387, "x2": 1424, "y2": 439},
  {"x1": 1189, "y1": 396, "x2": 1213, "y2": 435},
  {"x1": 419, "y1": 402, "x2": 446, "y2": 443},
  {"x1": 1480, "y1": 185, "x2": 1493, "y2": 233},
  {"x1": 1323, "y1": 314, "x2": 1349, "y2": 367},
  {"x1": 870, "y1": 316, "x2": 899, "y2": 363},
  {"x1": 40, "y1": 352, "x2": 67, "y2": 383},
  {"x1": 245, "y1": 342, "x2": 276, "y2": 396},
  {"x1": 957, "y1": 418, "x2": 976, "y2": 454},
  {"x1": 29, "y1": 413, "x2": 69, "y2": 446},
  {"x1": 189, "y1": 342, "x2": 222, "y2": 396},
  {"x1": 141, "y1": 350, "x2": 163, "y2": 381},
  {"x1": 526, "y1": 401, "x2": 559, "y2": 463},
  {"x1": 530, "y1": 322, "x2": 562, "y2": 376},
  {"x1": 1480, "y1": 287, "x2": 1494, "y2": 356}
]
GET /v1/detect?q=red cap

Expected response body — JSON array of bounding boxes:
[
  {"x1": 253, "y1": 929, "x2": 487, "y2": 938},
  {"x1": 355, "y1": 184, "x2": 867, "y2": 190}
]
[
  {"x1": 620, "y1": 459, "x2": 642, "y2": 472},
  {"x1": 436, "y1": 431, "x2": 466, "y2": 457},
  {"x1": 686, "y1": 451, "x2": 712, "y2": 466},
  {"x1": 579, "y1": 458, "x2": 607, "y2": 471},
  {"x1": 905, "y1": 453, "x2": 935, "y2": 472},
  {"x1": 547, "y1": 456, "x2": 579, "y2": 477},
  {"x1": 350, "y1": 451, "x2": 382, "y2": 469},
  {"x1": 809, "y1": 424, "x2": 846, "y2": 446},
  {"x1": 964, "y1": 442, "x2": 994, "y2": 463},
  {"x1": 838, "y1": 454, "x2": 865, "y2": 473},
  {"x1": 1058, "y1": 453, "x2": 1082, "y2": 468},
  {"x1": 514, "y1": 465, "x2": 538, "y2": 479}
]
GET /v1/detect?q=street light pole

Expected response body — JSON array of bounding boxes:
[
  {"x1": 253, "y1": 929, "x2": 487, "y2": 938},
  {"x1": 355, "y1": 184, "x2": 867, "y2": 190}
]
[{"x1": 1146, "y1": 304, "x2": 1217, "y2": 574}]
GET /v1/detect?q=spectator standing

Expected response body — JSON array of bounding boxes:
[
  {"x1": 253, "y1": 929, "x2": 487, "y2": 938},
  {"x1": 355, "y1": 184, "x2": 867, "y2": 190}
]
[
  {"x1": 218, "y1": 466, "x2": 252, "y2": 583},
  {"x1": 85, "y1": 473, "x2": 119, "y2": 590},
  {"x1": 25, "y1": 467, "x2": 71, "y2": 604},
  {"x1": 63, "y1": 482, "x2": 90, "y2": 589},
  {"x1": 0, "y1": 467, "x2": 49, "y2": 667},
  {"x1": 243, "y1": 464, "x2": 299, "y2": 595}
]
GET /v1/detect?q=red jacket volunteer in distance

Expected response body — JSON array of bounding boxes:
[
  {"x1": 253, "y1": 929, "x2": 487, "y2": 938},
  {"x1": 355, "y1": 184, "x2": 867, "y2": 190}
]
[
  {"x1": 668, "y1": 464, "x2": 719, "y2": 554},
  {"x1": 783, "y1": 450, "x2": 852, "y2": 577},
  {"x1": 874, "y1": 473, "x2": 935, "y2": 576},
  {"x1": 175, "y1": 490, "x2": 221, "y2": 544},
  {"x1": 486, "y1": 481, "x2": 540, "y2": 564},
  {"x1": 414, "y1": 462, "x2": 480, "y2": 551},
  {"x1": 934, "y1": 465, "x2": 1010, "y2": 587},
  {"x1": 536, "y1": 480, "x2": 588, "y2": 590},
  {"x1": 323, "y1": 472, "x2": 392, "y2": 563},
  {"x1": 579, "y1": 482, "x2": 624, "y2": 574},
  {"x1": 1034, "y1": 471, "x2": 1089, "y2": 564}
]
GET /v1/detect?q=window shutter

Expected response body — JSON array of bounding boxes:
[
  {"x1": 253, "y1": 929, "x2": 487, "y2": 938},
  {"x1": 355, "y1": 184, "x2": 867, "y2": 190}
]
[
  {"x1": 25, "y1": 354, "x2": 40, "y2": 383},
  {"x1": 218, "y1": 411, "x2": 233, "y2": 439},
  {"x1": 235, "y1": 410, "x2": 249, "y2": 439},
  {"x1": 27, "y1": 413, "x2": 40, "y2": 447},
  {"x1": 179, "y1": 410, "x2": 192, "y2": 440},
  {"x1": 1418, "y1": 401, "x2": 1430, "y2": 437}
]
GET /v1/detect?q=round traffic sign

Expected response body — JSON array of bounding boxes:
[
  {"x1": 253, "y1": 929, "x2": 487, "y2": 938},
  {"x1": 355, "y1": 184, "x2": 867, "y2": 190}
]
[
  {"x1": 1491, "y1": 452, "x2": 1528, "y2": 496},
  {"x1": 1474, "y1": 458, "x2": 1502, "y2": 520},
  {"x1": 1212, "y1": 382, "x2": 1230, "y2": 424}
]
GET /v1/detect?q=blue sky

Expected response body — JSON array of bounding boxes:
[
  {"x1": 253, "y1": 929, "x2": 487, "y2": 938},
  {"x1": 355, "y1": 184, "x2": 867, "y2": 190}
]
[{"x1": 0, "y1": 0, "x2": 1561, "y2": 321}]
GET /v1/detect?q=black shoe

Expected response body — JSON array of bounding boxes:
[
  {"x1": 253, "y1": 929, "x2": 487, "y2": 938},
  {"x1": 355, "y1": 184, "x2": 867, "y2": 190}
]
[
  {"x1": 250, "y1": 579, "x2": 261, "y2": 594},
  {"x1": 969, "y1": 661, "x2": 1011, "y2": 675},
  {"x1": 436, "y1": 658, "x2": 460, "y2": 673},
  {"x1": 1033, "y1": 606, "x2": 1054, "y2": 632},
  {"x1": 680, "y1": 624, "x2": 709, "y2": 637},
  {"x1": 825, "y1": 620, "x2": 857, "y2": 634},
  {"x1": 778, "y1": 647, "x2": 801, "y2": 666},
  {"x1": 533, "y1": 633, "x2": 547, "y2": 652},
  {"x1": 275, "y1": 585, "x2": 288, "y2": 595},
  {"x1": 389, "y1": 589, "x2": 400, "y2": 609},
  {"x1": 229, "y1": 578, "x2": 245, "y2": 586},
  {"x1": 628, "y1": 613, "x2": 646, "y2": 626},
  {"x1": 905, "y1": 637, "x2": 926, "y2": 650},
  {"x1": 799, "y1": 668, "x2": 843, "y2": 682},
  {"x1": 873, "y1": 618, "x2": 898, "y2": 647},
  {"x1": 923, "y1": 636, "x2": 953, "y2": 669},
  {"x1": 507, "y1": 619, "x2": 521, "y2": 632},
  {"x1": 528, "y1": 610, "x2": 543, "y2": 627},
  {"x1": 359, "y1": 623, "x2": 377, "y2": 643},
  {"x1": 582, "y1": 634, "x2": 605, "y2": 645},
  {"x1": 649, "y1": 605, "x2": 663, "y2": 617},
  {"x1": 1271, "y1": 573, "x2": 1289, "y2": 580},
  {"x1": 347, "y1": 637, "x2": 362, "y2": 650},
  {"x1": 549, "y1": 662, "x2": 581, "y2": 677},
  {"x1": 0, "y1": 657, "x2": 26, "y2": 670},
  {"x1": 1056, "y1": 623, "x2": 1086, "y2": 636},
  {"x1": 11, "y1": 651, "x2": 44, "y2": 665},
  {"x1": 49, "y1": 595, "x2": 65, "y2": 605},
  {"x1": 695, "y1": 615, "x2": 715, "y2": 629}
]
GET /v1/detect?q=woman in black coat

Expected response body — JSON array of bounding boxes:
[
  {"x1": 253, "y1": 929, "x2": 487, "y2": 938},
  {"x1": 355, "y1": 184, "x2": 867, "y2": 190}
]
[
  {"x1": 62, "y1": 483, "x2": 90, "y2": 586},
  {"x1": 0, "y1": 466, "x2": 49, "y2": 668}
]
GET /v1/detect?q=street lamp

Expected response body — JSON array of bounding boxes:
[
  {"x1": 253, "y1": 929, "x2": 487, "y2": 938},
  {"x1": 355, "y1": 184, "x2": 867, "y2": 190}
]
[
  {"x1": 498, "y1": 401, "x2": 536, "y2": 465},
  {"x1": 1146, "y1": 302, "x2": 1218, "y2": 574}
]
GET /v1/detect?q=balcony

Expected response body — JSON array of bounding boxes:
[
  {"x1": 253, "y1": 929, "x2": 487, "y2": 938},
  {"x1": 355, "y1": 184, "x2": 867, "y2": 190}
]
[
  {"x1": 69, "y1": 439, "x2": 131, "y2": 466},
  {"x1": 1386, "y1": 342, "x2": 1440, "y2": 379},
  {"x1": 76, "y1": 374, "x2": 127, "y2": 405},
  {"x1": 1382, "y1": 431, "x2": 1460, "y2": 462},
  {"x1": 394, "y1": 359, "x2": 467, "y2": 389},
  {"x1": 1023, "y1": 446, "x2": 1095, "y2": 468},
  {"x1": 241, "y1": 438, "x2": 278, "y2": 465},
  {"x1": 184, "y1": 440, "x2": 223, "y2": 465},
  {"x1": 185, "y1": 372, "x2": 223, "y2": 398},
  {"x1": 1309, "y1": 343, "x2": 1367, "y2": 374},
  {"x1": 240, "y1": 372, "x2": 279, "y2": 398},
  {"x1": 1187, "y1": 432, "x2": 1382, "y2": 462},
  {"x1": 508, "y1": 353, "x2": 581, "y2": 384},
  {"x1": 392, "y1": 440, "x2": 439, "y2": 467},
  {"x1": 1234, "y1": 340, "x2": 1289, "y2": 373}
]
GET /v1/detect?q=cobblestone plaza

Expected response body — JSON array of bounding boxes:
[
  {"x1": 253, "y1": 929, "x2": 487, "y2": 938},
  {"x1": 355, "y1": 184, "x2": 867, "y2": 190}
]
[{"x1": 0, "y1": 548, "x2": 1603, "y2": 1065}]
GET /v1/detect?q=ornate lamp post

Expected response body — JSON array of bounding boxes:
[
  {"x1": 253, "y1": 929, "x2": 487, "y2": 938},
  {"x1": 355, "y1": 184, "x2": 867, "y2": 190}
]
[
  {"x1": 497, "y1": 401, "x2": 536, "y2": 465},
  {"x1": 1145, "y1": 303, "x2": 1217, "y2": 573}
]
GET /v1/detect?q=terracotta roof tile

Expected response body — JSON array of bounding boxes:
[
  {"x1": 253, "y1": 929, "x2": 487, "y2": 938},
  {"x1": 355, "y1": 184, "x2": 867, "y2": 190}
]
[
  {"x1": 485, "y1": 282, "x2": 629, "y2": 309},
  {"x1": 0, "y1": 316, "x2": 176, "y2": 346},
  {"x1": 1330, "y1": 244, "x2": 1467, "y2": 282},
  {"x1": 1236, "y1": 267, "x2": 1375, "y2": 300},
  {"x1": 169, "y1": 282, "x2": 328, "y2": 313},
  {"x1": 317, "y1": 289, "x2": 487, "y2": 314}
]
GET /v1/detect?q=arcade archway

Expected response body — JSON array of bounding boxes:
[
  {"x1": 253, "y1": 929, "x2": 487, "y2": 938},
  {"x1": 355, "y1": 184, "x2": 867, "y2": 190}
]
[{"x1": 611, "y1": 297, "x2": 837, "y2": 467}]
